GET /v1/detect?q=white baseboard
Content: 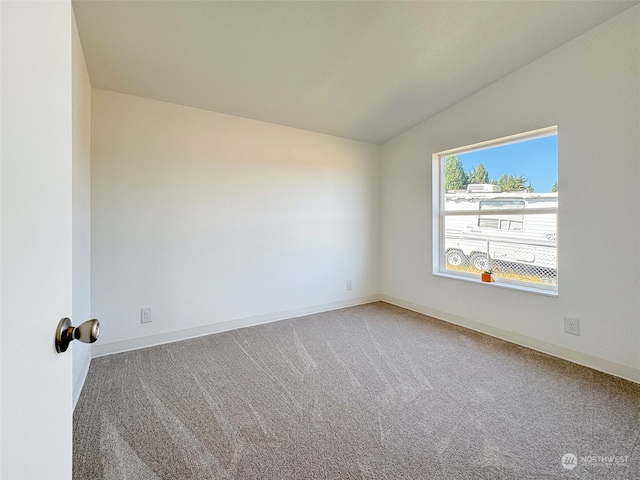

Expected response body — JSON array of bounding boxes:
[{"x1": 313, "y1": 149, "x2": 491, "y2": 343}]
[
  {"x1": 92, "y1": 295, "x2": 381, "y2": 358},
  {"x1": 380, "y1": 294, "x2": 640, "y2": 384},
  {"x1": 90, "y1": 293, "x2": 639, "y2": 385},
  {"x1": 73, "y1": 353, "x2": 91, "y2": 411}
]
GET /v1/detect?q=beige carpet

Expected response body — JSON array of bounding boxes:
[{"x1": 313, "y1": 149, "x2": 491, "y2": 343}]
[{"x1": 74, "y1": 302, "x2": 640, "y2": 479}]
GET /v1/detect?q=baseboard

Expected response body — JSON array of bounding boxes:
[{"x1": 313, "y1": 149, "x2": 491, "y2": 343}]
[
  {"x1": 91, "y1": 293, "x2": 639, "y2": 384},
  {"x1": 380, "y1": 295, "x2": 640, "y2": 384},
  {"x1": 92, "y1": 295, "x2": 381, "y2": 358},
  {"x1": 73, "y1": 353, "x2": 91, "y2": 411}
]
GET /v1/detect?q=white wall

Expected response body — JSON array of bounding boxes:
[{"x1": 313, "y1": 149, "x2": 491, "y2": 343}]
[
  {"x1": 91, "y1": 90, "x2": 379, "y2": 353},
  {"x1": 380, "y1": 6, "x2": 640, "y2": 381},
  {"x1": 72, "y1": 11, "x2": 92, "y2": 408}
]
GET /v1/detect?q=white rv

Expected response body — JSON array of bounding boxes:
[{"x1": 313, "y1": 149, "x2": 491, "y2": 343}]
[{"x1": 444, "y1": 189, "x2": 557, "y2": 277}]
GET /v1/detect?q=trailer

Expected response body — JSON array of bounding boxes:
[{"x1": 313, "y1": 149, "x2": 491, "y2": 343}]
[{"x1": 443, "y1": 190, "x2": 557, "y2": 279}]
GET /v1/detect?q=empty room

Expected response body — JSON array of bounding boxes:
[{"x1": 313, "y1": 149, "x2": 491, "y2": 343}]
[{"x1": 1, "y1": 1, "x2": 639, "y2": 479}]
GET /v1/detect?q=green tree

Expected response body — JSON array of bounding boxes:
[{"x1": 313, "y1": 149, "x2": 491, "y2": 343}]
[
  {"x1": 444, "y1": 156, "x2": 468, "y2": 191},
  {"x1": 497, "y1": 174, "x2": 533, "y2": 192},
  {"x1": 467, "y1": 163, "x2": 490, "y2": 185},
  {"x1": 551, "y1": 181, "x2": 558, "y2": 192}
]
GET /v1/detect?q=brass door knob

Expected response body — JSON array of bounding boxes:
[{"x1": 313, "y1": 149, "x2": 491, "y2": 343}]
[{"x1": 55, "y1": 318, "x2": 100, "y2": 353}]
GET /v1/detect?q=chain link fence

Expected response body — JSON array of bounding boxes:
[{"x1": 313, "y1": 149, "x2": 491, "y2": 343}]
[{"x1": 444, "y1": 238, "x2": 557, "y2": 286}]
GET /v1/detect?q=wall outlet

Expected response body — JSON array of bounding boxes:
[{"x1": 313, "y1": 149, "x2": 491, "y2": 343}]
[
  {"x1": 346, "y1": 280, "x2": 353, "y2": 291},
  {"x1": 141, "y1": 307, "x2": 152, "y2": 324},
  {"x1": 564, "y1": 316, "x2": 580, "y2": 336}
]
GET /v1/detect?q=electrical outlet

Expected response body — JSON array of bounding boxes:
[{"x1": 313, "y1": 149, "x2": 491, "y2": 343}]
[
  {"x1": 346, "y1": 280, "x2": 353, "y2": 291},
  {"x1": 141, "y1": 307, "x2": 152, "y2": 324},
  {"x1": 564, "y1": 316, "x2": 580, "y2": 336}
]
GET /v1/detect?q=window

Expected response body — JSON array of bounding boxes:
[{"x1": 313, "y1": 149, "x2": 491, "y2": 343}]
[
  {"x1": 478, "y1": 200, "x2": 524, "y2": 231},
  {"x1": 433, "y1": 126, "x2": 558, "y2": 293}
]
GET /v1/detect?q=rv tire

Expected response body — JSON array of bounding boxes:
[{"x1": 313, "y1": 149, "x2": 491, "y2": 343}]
[
  {"x1": 446, "y1": 250, "x2": 465, "y2": 267},
  {"x1": 470, "y1": 253, "x2": 489, "y2": 271}
]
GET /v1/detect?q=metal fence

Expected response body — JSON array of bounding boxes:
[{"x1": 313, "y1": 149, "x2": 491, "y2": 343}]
[{"x1": 444, "y1": 237, "x2": 557, "y2": 286}]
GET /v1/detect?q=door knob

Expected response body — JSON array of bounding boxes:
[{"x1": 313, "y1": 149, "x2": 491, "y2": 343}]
[{"x1": 55, "y1": 318, "x2": 100, "y2": 353}]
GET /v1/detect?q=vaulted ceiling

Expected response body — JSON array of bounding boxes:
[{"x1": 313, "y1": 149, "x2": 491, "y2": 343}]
[{"x1": 73, "y1": 1, "x2": 637, "y2": 144}]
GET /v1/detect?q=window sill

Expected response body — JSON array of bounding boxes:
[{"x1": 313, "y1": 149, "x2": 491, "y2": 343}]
[{"x1": 433, "y1": 271, "x2": 558, "y2": 297}]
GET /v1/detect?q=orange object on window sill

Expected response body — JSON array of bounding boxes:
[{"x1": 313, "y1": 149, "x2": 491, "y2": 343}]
[{"x1": 481, "y1": 273, "x2": 495, "y2": 283}]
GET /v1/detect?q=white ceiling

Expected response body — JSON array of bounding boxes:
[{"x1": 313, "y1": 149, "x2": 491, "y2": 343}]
[{"x1": 73, "y1": 0, "x2": 637, "y2": 145}]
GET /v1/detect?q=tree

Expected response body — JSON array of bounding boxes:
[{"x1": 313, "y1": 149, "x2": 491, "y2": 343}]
[
  {"x1": 497, "y1": 174, "x2": 533, "y2": 192},
  {"x1": 467, "y1": 163, "x2": 490, "y2": 185},
  {"x1": 551, "y1": 181, "x2": 558, "y2": 193},
  {"x1": 444, "y1": 156, "x2": 468, "y2": 191}
]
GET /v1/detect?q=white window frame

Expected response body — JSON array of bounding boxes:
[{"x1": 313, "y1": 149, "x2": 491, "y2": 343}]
[{"x1": 432, "y1": 126, "x2": 558, "y2": 296}]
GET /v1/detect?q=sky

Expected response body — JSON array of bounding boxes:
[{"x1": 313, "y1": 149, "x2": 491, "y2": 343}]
[{"x1": 457, "y1": 134, "x2": 558, "y2": 193}]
